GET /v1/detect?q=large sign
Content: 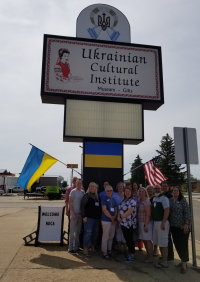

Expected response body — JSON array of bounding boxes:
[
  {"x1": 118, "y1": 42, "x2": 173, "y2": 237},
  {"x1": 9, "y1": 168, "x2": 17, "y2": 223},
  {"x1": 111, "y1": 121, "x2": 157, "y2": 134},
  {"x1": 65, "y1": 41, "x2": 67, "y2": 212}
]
[
  {"x1": 76, "y1": 4, "x2": 130, "y2": 43},
  {"x1": 41, "y1": 35, "x2": 164, "y2": 110},
  {"x1": 36, "y1": 206, "x2": 65, "y2": 243}
]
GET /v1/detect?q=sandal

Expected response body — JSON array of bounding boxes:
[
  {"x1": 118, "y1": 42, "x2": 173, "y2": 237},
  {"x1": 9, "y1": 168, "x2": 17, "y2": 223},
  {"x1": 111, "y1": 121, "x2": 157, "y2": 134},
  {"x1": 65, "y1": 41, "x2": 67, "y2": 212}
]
[
  {"x1": 154, "y1": 262, "x2": 168, "y2": 268},
  {"x1": 175, "y1": 262, "x2": 188, "y2": 268}
]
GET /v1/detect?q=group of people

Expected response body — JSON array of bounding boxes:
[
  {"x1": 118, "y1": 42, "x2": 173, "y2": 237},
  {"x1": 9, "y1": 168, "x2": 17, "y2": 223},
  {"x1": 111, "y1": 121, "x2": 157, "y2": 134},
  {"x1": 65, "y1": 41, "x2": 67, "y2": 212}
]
[{"x1": 65, "y1": 177, "x2": 191, "y2": 274}]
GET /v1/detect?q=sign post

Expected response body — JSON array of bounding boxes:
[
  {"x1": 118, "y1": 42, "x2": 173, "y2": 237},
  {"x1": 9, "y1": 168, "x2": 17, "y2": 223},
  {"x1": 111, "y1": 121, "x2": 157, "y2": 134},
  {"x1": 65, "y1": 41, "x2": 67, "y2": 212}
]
[
  {"x1": 174, "y1": 127, "x2": 199, "y2": 267},
  {"x1": 183, "y1": 128, "x2": 197, "y2": 267}
]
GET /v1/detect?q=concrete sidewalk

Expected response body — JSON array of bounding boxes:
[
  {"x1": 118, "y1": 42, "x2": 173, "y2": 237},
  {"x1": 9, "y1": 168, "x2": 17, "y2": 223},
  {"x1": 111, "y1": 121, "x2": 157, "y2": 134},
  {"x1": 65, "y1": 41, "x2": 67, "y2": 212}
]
[{"x1": 0, "y1": 195, "x2": 200, "y2": 282}]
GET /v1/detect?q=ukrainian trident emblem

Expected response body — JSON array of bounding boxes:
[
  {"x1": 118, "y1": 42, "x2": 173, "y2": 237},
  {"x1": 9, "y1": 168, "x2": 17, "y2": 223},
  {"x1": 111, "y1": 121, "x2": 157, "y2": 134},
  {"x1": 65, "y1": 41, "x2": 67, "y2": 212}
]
[
  {"x1": 87, "y1": 6, "x2": 120, "y2": 41},
  {"x1": 98, "y1": 13, "x2": 110, "y2": 31}
]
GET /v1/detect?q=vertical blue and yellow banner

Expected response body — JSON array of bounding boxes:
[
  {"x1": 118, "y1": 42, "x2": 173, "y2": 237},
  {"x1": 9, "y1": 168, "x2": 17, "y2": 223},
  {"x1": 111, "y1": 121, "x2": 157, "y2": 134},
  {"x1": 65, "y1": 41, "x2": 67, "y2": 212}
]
[{"x1": 85, "y1": 142, "x2": 122, "y2": 168}]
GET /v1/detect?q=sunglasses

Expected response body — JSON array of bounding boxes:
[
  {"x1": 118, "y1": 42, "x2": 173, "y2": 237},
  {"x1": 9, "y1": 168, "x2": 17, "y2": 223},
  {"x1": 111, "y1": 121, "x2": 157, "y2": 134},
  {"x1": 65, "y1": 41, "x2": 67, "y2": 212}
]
[{"x1": 106, "y1": 190, "x2": 113, "y2": 192}]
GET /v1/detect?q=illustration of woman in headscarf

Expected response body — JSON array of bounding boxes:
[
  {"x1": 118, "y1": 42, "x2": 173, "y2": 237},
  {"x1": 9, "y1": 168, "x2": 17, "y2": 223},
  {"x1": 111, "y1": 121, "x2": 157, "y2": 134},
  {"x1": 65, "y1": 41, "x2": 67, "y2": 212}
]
[{"x1": 54, "y1": 48, "x2": 83, "y2": 83}]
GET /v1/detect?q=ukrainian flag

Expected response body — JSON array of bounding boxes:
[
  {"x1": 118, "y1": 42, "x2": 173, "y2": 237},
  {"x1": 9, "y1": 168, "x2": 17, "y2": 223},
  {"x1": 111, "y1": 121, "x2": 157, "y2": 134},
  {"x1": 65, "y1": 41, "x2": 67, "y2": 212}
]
[
  {"x1": 85, "y1": 142, "x2": 122, "y2": 168},
  {"x1": 17, "y1": 146, "x2": 57, "y2": 190}
]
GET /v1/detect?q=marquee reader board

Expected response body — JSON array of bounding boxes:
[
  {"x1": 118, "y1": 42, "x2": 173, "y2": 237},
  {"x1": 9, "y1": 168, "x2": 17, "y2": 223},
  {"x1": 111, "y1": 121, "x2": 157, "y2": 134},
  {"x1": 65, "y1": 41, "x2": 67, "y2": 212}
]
[
  {"x1": 35, "y1": 206, "x2": 65, "y2": 246},
  {"x1": 41, "y1": 35, "x2": 164, "y2": 111}
]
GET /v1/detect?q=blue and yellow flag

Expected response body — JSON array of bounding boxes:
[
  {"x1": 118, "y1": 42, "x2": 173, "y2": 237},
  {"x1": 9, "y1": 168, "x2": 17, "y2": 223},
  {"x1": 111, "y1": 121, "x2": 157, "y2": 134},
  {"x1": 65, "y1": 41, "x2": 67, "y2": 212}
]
[
  {"x1": 17, "y1": 146, "x2": 57, "y2": 190},
  {"x1": 85, "y1": 142, "x2": 122, "y2": 168}
]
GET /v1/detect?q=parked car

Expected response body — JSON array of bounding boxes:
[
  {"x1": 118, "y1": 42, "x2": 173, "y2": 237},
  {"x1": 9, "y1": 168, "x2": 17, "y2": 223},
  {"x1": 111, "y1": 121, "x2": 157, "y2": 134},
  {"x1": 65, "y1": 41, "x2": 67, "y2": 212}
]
[
  {"x1": 9, "y1": 186, "x2": 24, "y2": 193},
  {"x1": 36, "y1": 186, "x2": 46, "y2": 193}
]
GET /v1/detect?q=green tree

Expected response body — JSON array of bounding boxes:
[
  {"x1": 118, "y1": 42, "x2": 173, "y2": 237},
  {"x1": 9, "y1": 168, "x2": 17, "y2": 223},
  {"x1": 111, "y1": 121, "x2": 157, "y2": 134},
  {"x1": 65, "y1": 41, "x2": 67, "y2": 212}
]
[
  {"x1": 189, "y1": 174, "x2": 200, "y2": 182},
  {"x1": 62, "y1": 181, "x2": 68, "y2": 188},
  {"x1": 130, "y1": 154, "x2": 145, "y2": 186},
  {"x1": 156, "y1": 133, "x2": 186, "y2": 186}
]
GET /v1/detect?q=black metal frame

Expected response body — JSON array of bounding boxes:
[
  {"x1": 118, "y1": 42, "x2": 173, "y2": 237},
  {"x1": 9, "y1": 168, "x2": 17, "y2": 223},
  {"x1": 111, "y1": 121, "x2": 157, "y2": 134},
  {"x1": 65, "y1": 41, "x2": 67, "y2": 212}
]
[{"x1": 35, "y1": 206, "x2": 65, "y2": 246}]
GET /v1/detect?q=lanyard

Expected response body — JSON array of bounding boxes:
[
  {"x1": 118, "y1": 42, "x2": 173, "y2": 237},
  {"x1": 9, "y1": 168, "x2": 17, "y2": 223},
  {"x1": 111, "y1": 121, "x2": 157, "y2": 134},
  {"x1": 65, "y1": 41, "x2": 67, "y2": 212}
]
[{"x1": 107, "y1": 198, "x2": 113, "y2": 208}]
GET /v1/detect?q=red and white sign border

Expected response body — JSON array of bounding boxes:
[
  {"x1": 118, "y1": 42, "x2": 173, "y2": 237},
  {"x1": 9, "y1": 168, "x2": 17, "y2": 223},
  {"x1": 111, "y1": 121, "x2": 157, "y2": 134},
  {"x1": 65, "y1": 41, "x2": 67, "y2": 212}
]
[{"x1": 45, "y1": 38, "x2": 160, "y2": 100}]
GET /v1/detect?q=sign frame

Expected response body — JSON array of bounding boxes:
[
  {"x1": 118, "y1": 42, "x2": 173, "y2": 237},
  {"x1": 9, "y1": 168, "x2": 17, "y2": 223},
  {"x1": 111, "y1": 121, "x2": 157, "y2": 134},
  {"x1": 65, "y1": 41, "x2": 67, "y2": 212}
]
[
  {"x1": 41, "y1": 34, "x2": 164, "y2": 111},
  {"x1": 35, "y1": 206, "x2": 65, "y2": 246}
]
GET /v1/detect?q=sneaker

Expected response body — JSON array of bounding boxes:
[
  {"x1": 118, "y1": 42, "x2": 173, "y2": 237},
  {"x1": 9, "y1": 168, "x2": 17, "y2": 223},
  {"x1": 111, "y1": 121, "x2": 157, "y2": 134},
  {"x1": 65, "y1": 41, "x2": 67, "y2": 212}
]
[
  {"x1": 74, "y1": 248, "x2": 83, "y2": 252},
  {"x1": 102, "y1": 254, "x2": 112, "y2": 260},
  {"x1": 125, "y1": 255, "x2": 135, "y2": 262},
  {"x1": 124, "y1": 251, "x2": 129, "y2": 259},
  {"x1": 167, "y1": 258, "x2": 174, "y2": 262},
  {"x1": 68, "y1": 250, "x2": 76, "y2": 254},
  {"x1": 108, "y1": 252, "x2": 116, "y2": 258}
]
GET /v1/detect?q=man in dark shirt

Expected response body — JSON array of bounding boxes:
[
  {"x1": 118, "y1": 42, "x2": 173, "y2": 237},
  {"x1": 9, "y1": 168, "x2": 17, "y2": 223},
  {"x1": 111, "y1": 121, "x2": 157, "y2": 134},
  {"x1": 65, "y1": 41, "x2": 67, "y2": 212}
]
[
  {"x1": 162, "y1": 181, "x2": 173, "y2": 199},
  {"x1": 162, "y1": 181, "x2": 174, "y2": 261},
  {"x1": 99, "y1": 181, "x2": 110, "y2": 199}
]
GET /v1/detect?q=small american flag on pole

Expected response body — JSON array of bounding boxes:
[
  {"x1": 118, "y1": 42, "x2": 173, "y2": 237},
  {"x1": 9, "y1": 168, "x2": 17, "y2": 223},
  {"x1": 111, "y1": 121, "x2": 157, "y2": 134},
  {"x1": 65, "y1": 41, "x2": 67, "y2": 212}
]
[{"x1": 143, "y1": 157, "x2": 168, "y2": 186}]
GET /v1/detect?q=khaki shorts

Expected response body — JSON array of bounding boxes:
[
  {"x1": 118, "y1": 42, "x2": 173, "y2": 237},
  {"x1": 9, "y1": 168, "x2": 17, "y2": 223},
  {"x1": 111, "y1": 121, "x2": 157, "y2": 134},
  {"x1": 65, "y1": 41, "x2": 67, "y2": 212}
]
[
  {"x1": 153, "y1": 220, "x2": 169, "y2": 247},
  {"x1": 139, "y1": 220, "x2": 153, "y2": 241}
]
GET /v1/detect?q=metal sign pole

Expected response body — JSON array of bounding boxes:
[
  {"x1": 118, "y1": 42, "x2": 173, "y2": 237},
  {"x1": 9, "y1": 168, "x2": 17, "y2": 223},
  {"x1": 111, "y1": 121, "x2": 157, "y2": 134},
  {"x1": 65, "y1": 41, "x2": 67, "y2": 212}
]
[
  {"x1": 71, "y1": 169, "x2": 73, "y2": 186},
  {"x1": 183, "y1": 128, "x2": 197, "y2": 267}
]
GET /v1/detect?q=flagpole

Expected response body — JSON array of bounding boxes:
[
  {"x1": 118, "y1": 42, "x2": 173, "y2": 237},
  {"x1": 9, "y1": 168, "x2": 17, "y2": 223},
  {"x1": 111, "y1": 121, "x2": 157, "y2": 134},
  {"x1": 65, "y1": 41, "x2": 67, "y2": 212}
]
[
  {"x1": 123, "y1": 163, "x2": 143, "y2": 176},
  {"x1": 29, "y1": 143, "x2": 67, "y2": 167},
  {"x1": 123, "y1": 155, "x2": 161, "y2": 177}
]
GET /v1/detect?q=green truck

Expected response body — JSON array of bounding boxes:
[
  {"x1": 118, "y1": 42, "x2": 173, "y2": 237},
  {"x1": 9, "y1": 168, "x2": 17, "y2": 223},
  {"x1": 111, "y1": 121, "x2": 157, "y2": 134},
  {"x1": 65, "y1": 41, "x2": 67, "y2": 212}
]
[{"x1": 46, "y1": 186, "x2": 61, "y2": 200}]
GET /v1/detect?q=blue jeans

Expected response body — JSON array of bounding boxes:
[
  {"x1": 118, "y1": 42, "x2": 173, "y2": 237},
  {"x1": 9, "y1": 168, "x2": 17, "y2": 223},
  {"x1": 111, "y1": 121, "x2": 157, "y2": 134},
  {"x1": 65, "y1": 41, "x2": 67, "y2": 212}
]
[{"x1": 83, "y1": 218, "x2": 99, "y2": 249}]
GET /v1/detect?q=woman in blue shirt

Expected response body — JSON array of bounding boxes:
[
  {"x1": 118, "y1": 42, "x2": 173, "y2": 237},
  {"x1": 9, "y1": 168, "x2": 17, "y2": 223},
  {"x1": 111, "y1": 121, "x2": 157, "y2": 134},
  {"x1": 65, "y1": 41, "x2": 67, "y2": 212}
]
[{"x1": 101, "y1": 185, "x2": 117, "y2": 260}]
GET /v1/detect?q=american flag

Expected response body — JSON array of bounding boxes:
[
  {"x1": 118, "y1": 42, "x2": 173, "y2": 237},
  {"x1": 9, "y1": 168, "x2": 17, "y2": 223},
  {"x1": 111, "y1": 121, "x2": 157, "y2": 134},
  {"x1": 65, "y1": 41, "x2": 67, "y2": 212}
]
[{"x1": 143, "y1": 157, "x2": 168, "y2": 186}]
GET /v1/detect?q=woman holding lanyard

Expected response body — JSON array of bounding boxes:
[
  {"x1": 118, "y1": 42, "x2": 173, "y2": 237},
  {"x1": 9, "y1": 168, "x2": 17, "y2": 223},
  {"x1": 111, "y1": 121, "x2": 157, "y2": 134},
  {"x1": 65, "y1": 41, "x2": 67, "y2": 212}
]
[
  {"x1": 81, "y1": 182, "x2": 101, "y2": 257},
  {"x1": 118, "y1": 186, "x2": 137, "y2": 262},
  {"x1": 169, "y1": 186, "x2": 191, "y2": 274},
  {"x1": 101, "y1": 185, "x2": 117, "y2": 260}
]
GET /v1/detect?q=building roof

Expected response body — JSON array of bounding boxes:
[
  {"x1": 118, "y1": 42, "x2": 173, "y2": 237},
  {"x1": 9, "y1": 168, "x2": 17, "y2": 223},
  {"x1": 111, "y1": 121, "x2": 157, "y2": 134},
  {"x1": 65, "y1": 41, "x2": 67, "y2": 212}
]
[
  {"x1": 41, "y1": 175, "x2": 64, "y2": 178},
  {"x1": 0, "y1": 169, "x2": 15, "y2": 176}
]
